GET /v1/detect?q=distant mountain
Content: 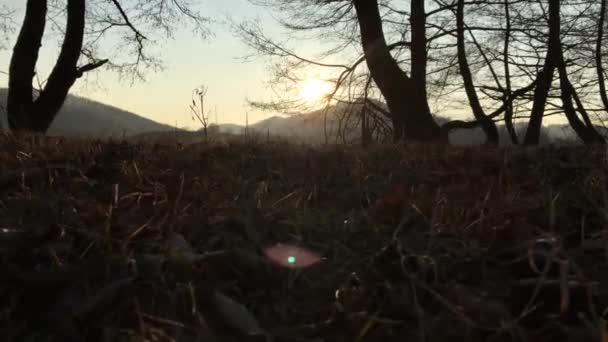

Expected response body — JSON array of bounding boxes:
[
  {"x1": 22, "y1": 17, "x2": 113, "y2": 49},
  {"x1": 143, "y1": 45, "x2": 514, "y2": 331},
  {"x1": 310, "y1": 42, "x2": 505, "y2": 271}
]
[
  {"x1": 450, "y1": 121, "x2": 608, "y2": 146},
  {"x1": 217, "y1": 123, "x2": 245, "y2": 135},
  {"x1": 238, "y1": 100, "x2": 393, "y2": 144},
  {"x1": 1, "y1": 88, "x2": 604, "y2": 145},
  {"x1": 0, "y1": 88, "x2": 175, "y2": 138},
  {"x1": 222, "y1": 100, "x2": 605, "y2": 146}
]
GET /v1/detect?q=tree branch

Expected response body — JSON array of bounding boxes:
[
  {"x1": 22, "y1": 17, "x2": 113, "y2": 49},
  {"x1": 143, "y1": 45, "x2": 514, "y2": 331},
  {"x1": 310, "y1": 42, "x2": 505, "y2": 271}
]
[
  {"x1": 76, "y1": 58, "x2": 109, "y2": 78},
  {"x1": 109, "y1": 0, "x2": 148, "y2": 40}
]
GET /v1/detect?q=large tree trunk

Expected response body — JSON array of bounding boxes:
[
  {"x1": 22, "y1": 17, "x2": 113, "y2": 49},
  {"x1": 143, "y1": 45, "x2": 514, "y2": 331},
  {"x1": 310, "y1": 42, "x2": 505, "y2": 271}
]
[
  {"x1": 352, "y1": 0, "x2": 443, "y2": 143},
  {"x1": 7, "y1": 0, "x2": 87, "y2": 133},
  {"x1": 522, "y1": 0, "x2": 603, "y2": 144},
  {"x1": 456, "y1": 0, "x2": 499, "y2": 145},
  {"x1": 557, "y1": 71, "x2": 605, "y2": 144},
  {"x1": 410, "y1": 0, "x2": 427, "y2": 99},
  {"x1": 7, "y1": 0, "x2": 47, "y2": 131},
  {"x1": 556, "y1": 53, "x2": 606, "y2": 144},
  {"x1": 524, "y1": 0, "x2": 559, "y2": 145},
  {"x1": 34, "y1": 0, "x2": 87, "y2": 131}
]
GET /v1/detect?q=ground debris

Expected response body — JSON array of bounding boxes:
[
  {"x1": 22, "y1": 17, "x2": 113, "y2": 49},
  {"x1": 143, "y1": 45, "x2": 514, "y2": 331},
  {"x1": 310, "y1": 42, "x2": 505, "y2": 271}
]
[{"x1": 0, "y1": 134, "x2": 606, "y2": 341}]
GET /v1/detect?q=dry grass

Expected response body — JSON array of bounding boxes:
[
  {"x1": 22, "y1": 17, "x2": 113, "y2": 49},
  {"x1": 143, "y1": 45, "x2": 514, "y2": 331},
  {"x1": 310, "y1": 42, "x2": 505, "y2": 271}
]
[{"x1": 0, "y1": 132, "x2": 606, "y2": 342}]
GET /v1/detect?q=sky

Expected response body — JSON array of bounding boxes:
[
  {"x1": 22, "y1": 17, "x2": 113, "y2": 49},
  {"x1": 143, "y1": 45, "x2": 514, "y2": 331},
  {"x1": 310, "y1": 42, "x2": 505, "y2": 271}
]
[{"x1": 0, "y1": 0, "x2": 307, "y2": 129}]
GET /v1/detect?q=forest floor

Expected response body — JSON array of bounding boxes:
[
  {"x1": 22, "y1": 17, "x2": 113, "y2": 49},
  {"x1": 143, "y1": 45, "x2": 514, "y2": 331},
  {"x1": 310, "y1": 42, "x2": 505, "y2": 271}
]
[{"x1": 0, "y1": 132, "x2": 607, "y2": 342}]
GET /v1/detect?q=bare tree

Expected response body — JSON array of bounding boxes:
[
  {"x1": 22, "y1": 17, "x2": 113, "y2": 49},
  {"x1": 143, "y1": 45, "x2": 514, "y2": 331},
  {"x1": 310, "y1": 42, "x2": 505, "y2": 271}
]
[
  {"x1": 597, "y1": 0, "x2": 608, "y2": 114},
  {"x1": 237, "y1": 1, "x2": 538, "y2": 144},
  {"x1": 7, "y1": 0, "x2": 210, "y2": 133},
  {"x1": 502, "y1": 0, "x2": 517, "y2": 144},
  {"x1": 522, "y1": 0, "x2": 560, "y2": 144},
  {"x1": 355, "y1": 0, "x2": 443, "y2": 142},
  {"x1": 455, "y1": 0, "x2": 499, "y2": 145},
  {"x1": 521, "y1": 0, "x2": 604, "y2": 144},
  {"x1": 238, "y1": 0, "x2": 446, "y2": 143},
  {"x1": 8, "y1": 0, "x2": 98, "y2": 131},
  {"x1": 239, "y1": 0, "x2": 606, "y2": 145}
]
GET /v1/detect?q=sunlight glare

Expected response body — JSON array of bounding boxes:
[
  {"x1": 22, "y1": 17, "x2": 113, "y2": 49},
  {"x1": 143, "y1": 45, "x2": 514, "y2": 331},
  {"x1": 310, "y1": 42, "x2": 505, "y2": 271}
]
[
  {"x1": 299, "y1": 78, "x2": 332, "y2": 104},
  {"x1": 263, "y1": 243, "x2": 322, "y2": 269}
]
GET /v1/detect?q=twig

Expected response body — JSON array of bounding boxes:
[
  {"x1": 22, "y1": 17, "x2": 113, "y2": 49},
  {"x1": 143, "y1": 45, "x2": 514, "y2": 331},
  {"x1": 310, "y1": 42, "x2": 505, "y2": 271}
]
[{"x1": 141, "y1": 312, "x2": 186, "y2": 328}]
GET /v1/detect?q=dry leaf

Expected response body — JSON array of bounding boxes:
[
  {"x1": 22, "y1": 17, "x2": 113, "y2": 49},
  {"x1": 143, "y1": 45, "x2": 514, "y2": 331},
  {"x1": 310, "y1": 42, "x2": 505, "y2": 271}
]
[
  {"x1": 210, "y1": 291, "x2": 267, "y2": 338},
  {"x1": 75, "y1": 277, "x2": 134, "y2": 321}
]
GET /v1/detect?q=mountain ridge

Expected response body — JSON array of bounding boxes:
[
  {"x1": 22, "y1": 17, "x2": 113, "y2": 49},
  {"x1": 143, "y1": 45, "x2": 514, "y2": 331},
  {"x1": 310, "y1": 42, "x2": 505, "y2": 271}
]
[
  {"x1": 1, "y1": 88, "x2": 604, "y2": 145},
  {"x1": 0, "y1": 88, "x2": 175, "y2": 137}
]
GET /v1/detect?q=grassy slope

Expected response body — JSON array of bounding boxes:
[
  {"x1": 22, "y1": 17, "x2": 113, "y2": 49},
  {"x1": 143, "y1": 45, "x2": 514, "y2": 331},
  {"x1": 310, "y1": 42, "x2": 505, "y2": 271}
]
[{"x1": 0, "y1": 133, "x2": 606, "y2": 341}]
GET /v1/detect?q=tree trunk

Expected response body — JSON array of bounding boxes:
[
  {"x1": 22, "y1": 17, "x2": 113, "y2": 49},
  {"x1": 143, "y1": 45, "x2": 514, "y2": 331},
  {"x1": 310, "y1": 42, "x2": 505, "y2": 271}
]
[
  {"x1": 503, "y1": 0, "x2": 518, "y2": 144},
  {"x1": 597, "y1": 0, "x2": 608, "y2": 112},
  {"x1": 456, "y1": 0, "x2": 499, "y2": 145},
  {"x1": 7, "y1": 0, "x2": 87, "y2": 133},
  {"x1": 352, "y1": 0, "x2": 443, "y2": 143},
  {"x1": 410, "y1": 0, "x2": 427, "y2": 99},
  {"x1": 524, "y1": 0, "x2": 559, "y2": 145},
  {"x1": 557, "y1": 56, "x2": 606, "y2": 144},
  {"x1": 361, "y1": 77, "x2": 372, "y2": 147},
  {"x1": 7, "y1": 0, "x2": 47, "y2": 131}
]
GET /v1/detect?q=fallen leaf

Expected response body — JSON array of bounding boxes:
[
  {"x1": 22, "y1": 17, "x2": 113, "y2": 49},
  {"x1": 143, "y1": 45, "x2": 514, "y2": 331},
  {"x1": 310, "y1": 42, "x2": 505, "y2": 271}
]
[
  {"x1": 209, "y1": 291, "x2": 267, "y2": 338},
  {"x1": 74, "y1": 277, "x2": 134, "y2": 321}
]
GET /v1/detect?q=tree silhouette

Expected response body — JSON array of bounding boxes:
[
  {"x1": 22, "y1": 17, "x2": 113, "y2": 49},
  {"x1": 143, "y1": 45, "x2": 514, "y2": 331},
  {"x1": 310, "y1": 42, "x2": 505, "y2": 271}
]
[
  {"x1": 6, "y1": 0, "x2": 210, "y2": 133},
  {"x1": 238, "y1": 0, "x2": 607, "y2": 145}
]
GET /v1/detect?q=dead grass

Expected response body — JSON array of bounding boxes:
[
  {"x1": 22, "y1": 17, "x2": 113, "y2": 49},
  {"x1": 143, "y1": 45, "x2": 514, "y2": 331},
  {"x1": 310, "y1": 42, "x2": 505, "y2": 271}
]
[{"x1": 0, "y1": 131, "x2": 606, "y2": 342}]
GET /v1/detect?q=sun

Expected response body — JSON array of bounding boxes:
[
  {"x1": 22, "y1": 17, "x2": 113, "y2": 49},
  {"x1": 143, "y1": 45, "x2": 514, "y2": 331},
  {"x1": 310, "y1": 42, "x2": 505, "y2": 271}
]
[{"x1": 299, "y1": 78, "x2": 332, "y2": 104}]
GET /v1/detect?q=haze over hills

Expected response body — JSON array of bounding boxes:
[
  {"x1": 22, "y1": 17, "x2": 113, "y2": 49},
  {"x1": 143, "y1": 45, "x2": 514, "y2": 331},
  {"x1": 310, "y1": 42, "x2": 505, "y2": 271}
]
[
  {"x1": 228, "y1": 101, "x2": 599, "y2": 145},
  {"x1": 1, "y1": 88, "x2": 604, "y2": 145}
]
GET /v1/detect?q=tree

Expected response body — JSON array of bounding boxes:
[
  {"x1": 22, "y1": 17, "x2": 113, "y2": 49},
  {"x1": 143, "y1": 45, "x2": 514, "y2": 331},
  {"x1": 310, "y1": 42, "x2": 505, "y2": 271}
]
[
  {"x1": 7, "y1": 0, "x2": 210, "y2": 133},
  {"x1": 522, "y1": 0, "x2": 560, "y2": 144},
  {"x1": 524, "y1": 0, "x2": 604, "y2": 144},
  {"x1": 238, "y1": 0, "x2": 448, "y2": 143},
  {"x1": 240, "y1": 0, "x2": 606, "y2": 145},
  {"x1": 597, "y1": 0, "x2": 608, "y2": 111},
  {"x1": 353, "y1": 0, "x2": 443, "y2": 143},
  {"x1": 455, "y1": 0, "x2": 499, "y2": 145},
  {"x1": 8, "y1": 0, "x2": 98, "y2": 132},
  {"x1": 501, "y1": 0, "x2": 517, "y2": 144},
  {"x1": 238, "y1": 1, "x2": 536, "y2": 144}
]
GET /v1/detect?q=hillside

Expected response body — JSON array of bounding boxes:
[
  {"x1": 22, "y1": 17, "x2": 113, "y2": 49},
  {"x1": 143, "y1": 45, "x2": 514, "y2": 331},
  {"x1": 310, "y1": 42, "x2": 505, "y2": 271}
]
[
  {"x1": 1, "y1": 89, "x2": 604, "y2": 145},
  {"x1": 0, "y1": 134, "x2": 605, "y2": 341},
  {"x1": 247, "y1": 100, "x2": 389, "y2": 144},
  {"x1": 0, "y1": 88, "x2": 175, "y2": 138},
  {"x1": 230, "y1": 102, "x2": 596, "y2": 145}
]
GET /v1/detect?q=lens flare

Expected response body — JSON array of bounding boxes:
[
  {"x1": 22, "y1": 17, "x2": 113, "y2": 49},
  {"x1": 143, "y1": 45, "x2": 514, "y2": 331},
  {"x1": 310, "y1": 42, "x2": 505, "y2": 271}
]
[{"x1": 263, "y1": 243, "x2": 322, "y2": 269}]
